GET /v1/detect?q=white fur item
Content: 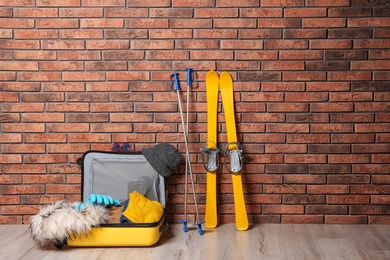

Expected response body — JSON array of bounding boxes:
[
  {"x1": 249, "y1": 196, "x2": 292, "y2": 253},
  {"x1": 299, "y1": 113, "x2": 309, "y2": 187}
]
[{"x1": 30, "y1": 200, "x2": 109, "y2": 246}]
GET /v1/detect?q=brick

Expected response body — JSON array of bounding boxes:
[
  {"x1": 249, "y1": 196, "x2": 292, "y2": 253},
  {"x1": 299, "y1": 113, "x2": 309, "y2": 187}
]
[
  {"x1": 283, "y1": 72, "x2": 326, "y2": 81},
  {"x1": 356, "y1": 124, "x2": 390, "y2": 133},
  {"x1": 60, "y1": 30, "x2": 103, "y2": 39},
  {"x1": 329, "y1": 7, "x2": 371, "y2": 17},
  {"x1": 0, "y1": 8, "x2": 12, "y2": 17},
  {"x1": 87, "y1": 40, "x2": 129, "y2": 49},
  {"x1": 2, "y1": 103, "x2": 44, "y2": 113},
  {"x1": 263, "y1": 61, "x2": 304, "y2": 71},
  {"x1": 191, "y1": 50, "x2": 234, "y2": 60},
  {"x1": 258, "y1": 18, "x2": 301, "y2": 28},
  {"x1": 13, "y1": 7, "x2": 58, "y2": 18},
  {"x1": 267, "y1": 103, "x2": 308, "y2": 112},
  {"x1": 264, "y1": 40, "x2": 308, "y2": 50},
  {"x1": 107, "y1": 71, "x2": 149, "y2": 81},
  {"x1": 283, "y1": 195, "x2": 324, "y2": 204},
  {"x1": 287, "y1": 113, "x2": 329, "y2": 123},
  {"x1": 218, "y1": 61, "x2": 259, "y2": 70},
  {"x1": 355, "y1": 102, "x2": 390, "y2": 112},
  {"x1": 312, "y1": 124, "x2": 354, "y2": 133},
  {"x1": 264, "y1": 185, "x2": 306, "y2": 194},
  {"x1": 128, "y1": 0, "x2": 170, "y2": 7},
  {"x1": 326, "y1": 216, "x2": 368, "y2": 224},
  {"x1": 171, "y1": 19, "x2": 212, "y2": 29},
  {"x1": 2, "y1": 124, "x2": 45, "y2": 133},
  {"x1": 68, "y1": 133, "x2": 110, "y2": 143},
  {"x1": 351, "y1": 205, "x2": 390, "y2": 215},
  {"x1": 352, "y1": 144, "x2": 390, "y2": 154},
  {"x1": 85, "y1": 61, "x2": 127, "y2": 71},
  {"x1": 37, "y1": 19, "x2": 79, "y2": 29},
  {"x1": 0, "y1": 19, "x2": 34, "y2": 28},
  {"x1": 47, "y1": 123, "x2": 89, "y2": 133},
  {"x1": 352, "y1": 82, "x2": 389, "y2": 91},
  {"x1": 354, "y1": 39, "x2": 390, "y2": 49},
  {"x1": 81, "y1": 19, "x2": 124, "y2": 28},
  {"x1": 328, "y1": 72, "x2": 371, "y2": 81},
  {"x1": 42, "y1": 40, "x2": 84, "y2": 50},
  {"x1": 15, "y1": 30, "x2": 59, "y2": 39},
  {"x1": 194, "y1": 29, "x2": 237, "y2": 39},
  {"x1": 59, "y1": 51, "x2": 101, "y2": 60},
  {"x1": 63, "y1": 72, "x2": 105, "y2": 81},
  {"x1": 262, "y1": 0, "x2": 304, "y2": 6},
  {"x1": 0, "y1": 61, "x2": 38, "y2": 71},
  {"x1": 285, "y1": 154, "x2": 327, "y2": 164},
  {"x1": 177, "y1": 40, "x2": 219, "y2": 49},
  {"x1": 150, "y1": 8, "x2": 193, "y2": 18},
  {"x1": 40, "y1": 61, "x2": 83, "y2": 71},
  {"x1": 306, "y1": 205, "x2": 348, "y2": 215},
  {"x1": 215, "y1": 19, "x2": 257, "y2": 28},
  {"x1": 374, "y1": 28, "x2": 390, "y2": 38},
  {"x1": 149, "y1": 29, "x2": 192, "y2": 39},
  {"x1": 240, "y1": 29, "x2": 282, "y2": 39},
  {"x1": 221, "y1": 40, "x2": 263, "y2": 49},
  {"x1": 0, "y1": 40, "x2": 40, "y2": 49},
  {"x1": 240, "y1": 8, "x2": 282, "y2": 17},
  {"x1": 265, "y1": 144, "x2": 307, "y2": 154},
  {"x1": 283, "y1": 215, "x2": 324, "y2": 224},
  {"x1": 14, "y1": 51, "x2": 56, "y2": 60},
  {"x1": 19, "y1": 72, "x2": 61, "y2": 81},
  {"x1": 352, "y1": 60, "x2": 390, "y2": 70},
  {"x1": 83, "y1": 0, "x2": 125, "y2": 6},
  {"x1": 304, "y1": 18, "x2": 346, "y2": 28},
  {"x1": 332, "y1": 134, "x2": 374, "y2": 143},
  {"x1": 309, "y1": 144, "x2": 350, "y2": 154},
  {"x1": 286, "y1": 92, "x2": 328, "y2": 102},
  {"x1": 287, "y1": 134, "x2": 330, "y2": 143},
  {"x1": 284, "y1": 175, "x2": 326, "y2": 184},
  {"x1": 374, "y1": 72, "x2": 390, "y2": 81},
  {"x1": 216, "y1": 0, "x2": 259, "y2": 7},
  {"x1": 91, "y1": 123, "x2": 132, "y2": 133},
  {"x1": 325, "y1": 50, "x2": 367, "y2": 60},
  {"x1": 310, "y1": 39, "x2": 352, "y2": 49},
  {"x1": 263, "y1": 205, "x2": 304, "y2": 214},
  {"x1": 241, "y1": 93, "x2": 283, "y2": 102},
  {"x1": 263, "y1": 82, "x2": 305, "y2": 91},
  {"x1": 42, "y1": 82, "x2": 84, "y2": 92},
  {"x1": 284, "y1": 7, "x2": 326, "y2": 17},
  {"x1": 308, "y1": 0, "x2": 350, "y2": 6},
  {"x1": 311, "y1": 103, "x2": 353, "y2": 112},
  {"x1": 37, "y1": 0, "x2": 80, "y2": 6},
  {"x1": 0, "y1": 29, "x2": 12, "y2": 38},
  {"x1": 46, "y1": 185, "x2": 80, "y2": 194},
  {"x1": 332, "y1": 114, "x2": 374, "y2": 124},
  {"x1": 146, "y1": 50, "x2": 189, "y2": 60},
  {"x1": 349, "y1": 17, "x2": 390, "y2": 27},
  {"x1": 372, "y1": 195, "x2": 390, "y2": 204},
  {"x1": 284, "y1": 29, "x2": 326, "y2": 39},
  {"x1": 60, "y1": 8, "x2": 104, "y2": 17},
  {"x1": 236, "y1": 51, "x2": 278, "y2": 60},
  {"x1": 328, "y1": 175, "x2": 370, "y2": 184}
]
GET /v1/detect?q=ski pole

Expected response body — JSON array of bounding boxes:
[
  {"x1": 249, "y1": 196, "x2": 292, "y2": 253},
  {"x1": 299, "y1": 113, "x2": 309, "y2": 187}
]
[{"x1": 171, "y1": 73, "x2": 203, "y2": 235}]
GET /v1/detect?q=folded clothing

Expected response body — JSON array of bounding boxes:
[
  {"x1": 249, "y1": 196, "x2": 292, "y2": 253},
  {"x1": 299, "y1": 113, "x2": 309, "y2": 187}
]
[{"x1": 121, "y1": 191, "x2": 164, "y2": 224}]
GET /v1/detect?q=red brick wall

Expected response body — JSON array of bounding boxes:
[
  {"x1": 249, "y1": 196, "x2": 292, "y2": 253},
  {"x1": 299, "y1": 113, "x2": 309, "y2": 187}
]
[{"x1": 1, "y1": 0, "x2": 389, "y2": 225}]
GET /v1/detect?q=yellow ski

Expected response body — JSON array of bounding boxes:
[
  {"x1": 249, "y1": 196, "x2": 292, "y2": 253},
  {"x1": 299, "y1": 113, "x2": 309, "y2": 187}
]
[
  {"x1": 220, "y1": 71, "x2": 249, "y2": 231},
  {"x1": 204, "y1": 70, "x2": 219, "y2": 229}
]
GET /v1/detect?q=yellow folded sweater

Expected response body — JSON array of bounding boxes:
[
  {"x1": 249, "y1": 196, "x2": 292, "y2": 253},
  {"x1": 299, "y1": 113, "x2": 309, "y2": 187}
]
[{"x1": 122, "y1": 191, "x2": 164, "y2": 223}]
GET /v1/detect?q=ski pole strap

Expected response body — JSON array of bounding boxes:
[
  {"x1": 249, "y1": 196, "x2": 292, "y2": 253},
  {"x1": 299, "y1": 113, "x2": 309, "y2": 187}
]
[
  {"x1": 200, "y1": 142, "x2": 220, "y2": 172},
  {"x1": 186, "y1": 68, "x2": 196, "y2": 87},
  {"x1": 170, "y1": 73, "x2": 180, "y2": 92},
  {"x1": 223, "y1": 142, "x2": 243, "y2": 173}
]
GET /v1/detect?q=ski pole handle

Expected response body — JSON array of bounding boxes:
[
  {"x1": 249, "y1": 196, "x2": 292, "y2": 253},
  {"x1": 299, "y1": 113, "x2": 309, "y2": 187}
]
[
  {"x1": 171, "y1": 73, "x2": 180, "y2": 92},
  {"x1": 186, "y1": 68, "x2": 193, "y2": 87}
]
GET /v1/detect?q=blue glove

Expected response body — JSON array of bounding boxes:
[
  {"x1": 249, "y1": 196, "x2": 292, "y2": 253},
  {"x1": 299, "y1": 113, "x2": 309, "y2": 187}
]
[{"x1": 76, "y1": 194, "x2": 121, "y2": 211}]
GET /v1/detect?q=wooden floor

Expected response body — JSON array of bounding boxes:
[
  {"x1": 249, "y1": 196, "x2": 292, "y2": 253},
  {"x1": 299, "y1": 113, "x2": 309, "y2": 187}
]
[{"x1": 1, "y1": 224, "x2": 389, "y2": 260}]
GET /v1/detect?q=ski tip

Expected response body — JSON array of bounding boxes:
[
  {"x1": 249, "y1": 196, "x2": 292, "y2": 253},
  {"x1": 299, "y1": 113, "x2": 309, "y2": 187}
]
[
  {"x1": 206, "y1": 70, "x2": 218, "y2": 77},
  {"x1": 220, "y1": 71, "x2": 232, "y2": 80}
]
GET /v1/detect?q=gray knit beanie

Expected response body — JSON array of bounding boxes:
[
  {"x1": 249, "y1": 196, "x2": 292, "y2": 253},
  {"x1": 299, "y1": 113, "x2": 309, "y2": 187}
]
[{"x1": 142, "y1": 143, "x2": 182, "y2": 177}]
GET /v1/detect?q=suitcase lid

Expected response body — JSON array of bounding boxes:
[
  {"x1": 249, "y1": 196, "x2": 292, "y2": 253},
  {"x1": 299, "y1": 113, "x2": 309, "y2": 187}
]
[{"x1": 80, "y1": 151, "x2": 166, "y2": 208}]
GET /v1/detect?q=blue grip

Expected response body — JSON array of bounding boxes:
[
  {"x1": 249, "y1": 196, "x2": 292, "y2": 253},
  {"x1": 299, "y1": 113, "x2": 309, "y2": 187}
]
[
  {"x1": 171, "y1": 73, "x2": 180, "y2": 92},
  {"x1": 186, "y1": 68, "x2": 193, "y2": 87}
]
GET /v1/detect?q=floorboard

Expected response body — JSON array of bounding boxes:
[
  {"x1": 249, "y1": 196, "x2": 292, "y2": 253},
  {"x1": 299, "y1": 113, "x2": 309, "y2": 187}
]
[{"x1": 0, "y1": 224, "x2": 389, "y2": 260}]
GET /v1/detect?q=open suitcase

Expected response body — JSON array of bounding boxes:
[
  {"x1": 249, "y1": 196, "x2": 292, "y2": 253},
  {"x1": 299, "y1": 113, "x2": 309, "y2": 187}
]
[{"x1": 67, "y1": 151, "x2": 167, "y2": 247}]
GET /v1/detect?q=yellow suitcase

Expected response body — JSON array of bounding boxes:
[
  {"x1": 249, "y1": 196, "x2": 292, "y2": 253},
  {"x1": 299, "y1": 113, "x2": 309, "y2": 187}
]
[{"x1": 66, "y1": 151, "x2": 167, "y2": 247}]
